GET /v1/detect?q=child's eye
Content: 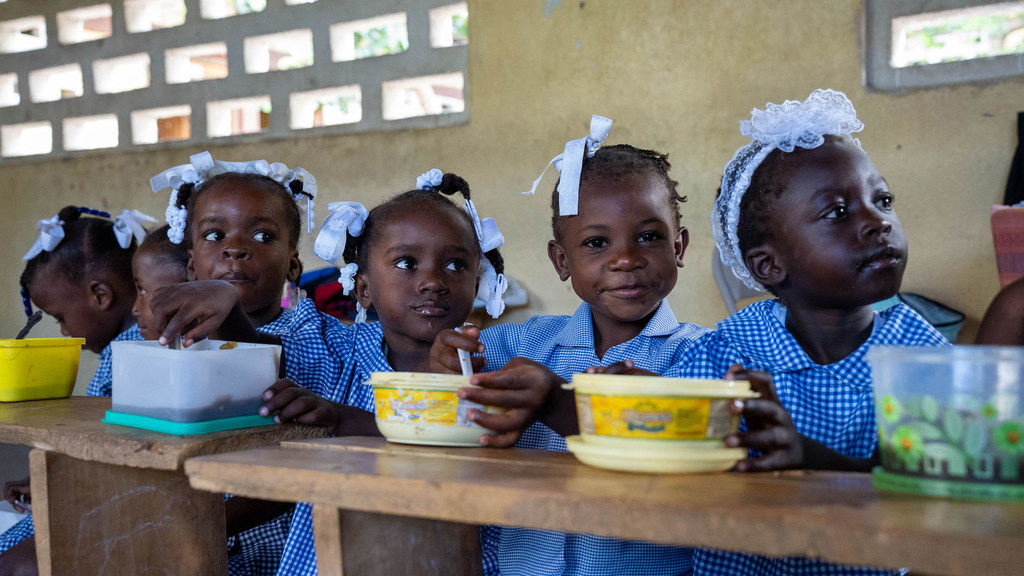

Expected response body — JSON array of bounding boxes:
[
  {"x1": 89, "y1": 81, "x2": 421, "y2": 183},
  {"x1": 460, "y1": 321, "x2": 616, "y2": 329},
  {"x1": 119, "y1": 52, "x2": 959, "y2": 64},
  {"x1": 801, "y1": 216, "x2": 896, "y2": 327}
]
[
  {"x1": 202, "y1": 230, "x2": 224, "y2": 242},
  {"x1": 875, "y1": 192, "x2": 894, "y2": 211},
  {"x1": 445, "y1": 260, "x2": 468, "y2": 272},
  {"x1": 823, "y1": 205, "x2": 848, "y2": 220},
  {"x1": 252, "y1": 231, "x2": 273, "y2": 243},
  {"x1": 638, "y1": 231, "x2": 663, "y2": 243},
  {"x1": 582, "y1": 237, "x2": 609, "y2": 249},
  {"x1": 395, "y1": 257, "x2": 415, "y2": 270}
]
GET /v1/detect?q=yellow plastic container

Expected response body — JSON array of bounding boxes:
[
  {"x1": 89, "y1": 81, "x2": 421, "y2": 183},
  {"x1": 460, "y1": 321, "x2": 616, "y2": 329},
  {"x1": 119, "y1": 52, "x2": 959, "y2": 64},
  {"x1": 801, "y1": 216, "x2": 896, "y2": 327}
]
[
  {"x1": 0, "y1": 338, "x2": 85, "y2": 402},
  {"x1": 565, "y1": 435, "x2": 746, "y2": 474},
  {"x1": 366, "y1": 372, "x2": 504, "y2": 447},
  {"x1": 566, "y1": 374, "x2": 758, "y2": 447}
]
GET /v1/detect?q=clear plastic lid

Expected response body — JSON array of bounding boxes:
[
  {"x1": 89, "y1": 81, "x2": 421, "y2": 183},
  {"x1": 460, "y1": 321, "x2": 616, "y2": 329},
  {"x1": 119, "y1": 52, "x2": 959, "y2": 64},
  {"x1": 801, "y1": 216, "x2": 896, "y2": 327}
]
[{"x1": 565, "y1": 373, "x2": 757, "y2": 398}]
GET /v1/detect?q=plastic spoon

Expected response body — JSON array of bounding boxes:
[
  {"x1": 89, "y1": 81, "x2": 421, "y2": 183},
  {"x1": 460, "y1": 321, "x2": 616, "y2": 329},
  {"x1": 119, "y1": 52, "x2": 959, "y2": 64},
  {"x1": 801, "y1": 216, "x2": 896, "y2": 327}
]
[
  {"x1": 454, "y1": 326, "x2": 473, "y2": 377},
  {"x1": 15, "y1": 311, "x2": 43, "y2": 340}
]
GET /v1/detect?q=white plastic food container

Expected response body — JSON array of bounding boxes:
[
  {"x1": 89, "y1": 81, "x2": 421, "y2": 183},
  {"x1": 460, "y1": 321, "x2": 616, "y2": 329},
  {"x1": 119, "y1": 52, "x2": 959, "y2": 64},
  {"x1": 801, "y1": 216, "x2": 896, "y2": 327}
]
[{"x1": 111, "y1": 340, "x2": 281, "y2": 423}]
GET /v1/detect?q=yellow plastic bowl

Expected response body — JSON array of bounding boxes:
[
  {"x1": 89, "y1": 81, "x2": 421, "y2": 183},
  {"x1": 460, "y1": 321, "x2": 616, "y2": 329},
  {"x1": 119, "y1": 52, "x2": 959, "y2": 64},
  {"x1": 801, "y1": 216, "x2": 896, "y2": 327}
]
[
  {"x1": 0, "y1": 338, "x2": 85, "y2": 402},
  {"x1": 366, "y1": 372, "x2": 504, "y2": 447},
  {"x1": 565, "y1": 373, "x2": 758, "y2": 446}
]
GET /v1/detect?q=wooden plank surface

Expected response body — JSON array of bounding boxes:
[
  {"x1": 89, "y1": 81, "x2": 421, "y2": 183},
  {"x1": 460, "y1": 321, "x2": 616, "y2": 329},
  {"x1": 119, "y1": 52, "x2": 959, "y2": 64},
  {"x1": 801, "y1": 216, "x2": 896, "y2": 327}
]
[
  {"x1": 0, "y1": 396, "x2": 324, "y2": 470},
  {"x1": 31, "y1": 449, "x2": 227, "y2": 576},
  {"x1": 186, "y1": 437, "x2": 1024, "y2": 576}
]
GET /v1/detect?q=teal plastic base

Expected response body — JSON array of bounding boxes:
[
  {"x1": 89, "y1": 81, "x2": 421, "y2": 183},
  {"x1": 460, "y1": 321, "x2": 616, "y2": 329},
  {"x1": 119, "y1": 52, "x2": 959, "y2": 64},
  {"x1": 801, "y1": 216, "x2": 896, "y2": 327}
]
[
  {"x1": 872, "y1": 467, "x2": 1024, "y2": 502},
  {"x1": 103, "y1": 410, "x2": 273, "y2": 435}
]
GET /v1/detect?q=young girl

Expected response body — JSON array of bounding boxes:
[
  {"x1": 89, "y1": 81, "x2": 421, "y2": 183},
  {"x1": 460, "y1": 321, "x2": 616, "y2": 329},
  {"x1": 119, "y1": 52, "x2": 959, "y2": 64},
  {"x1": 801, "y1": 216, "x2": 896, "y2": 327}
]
[
  {"x1": 432, "y1": 117, "x2": 707, "y2": 575},
  {"x1": 131, "y1": 225, "x2": 189, "y2": 340},
  {"x1": 148, "y1": 151, "x2": 316, "y2": 576},
  {"x1": 1, "y1": 206, "x2": 150, "y2": 573},
  {"x1": 671, "y1": 89, "x2": 949, "y2": 575}
]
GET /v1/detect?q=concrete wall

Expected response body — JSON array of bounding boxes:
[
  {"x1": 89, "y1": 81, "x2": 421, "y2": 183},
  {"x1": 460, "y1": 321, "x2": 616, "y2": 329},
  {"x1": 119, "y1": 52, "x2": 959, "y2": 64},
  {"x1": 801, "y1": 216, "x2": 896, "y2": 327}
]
[{"x1": 1, "y1": 0, "x2": 1021, "y2": 395}]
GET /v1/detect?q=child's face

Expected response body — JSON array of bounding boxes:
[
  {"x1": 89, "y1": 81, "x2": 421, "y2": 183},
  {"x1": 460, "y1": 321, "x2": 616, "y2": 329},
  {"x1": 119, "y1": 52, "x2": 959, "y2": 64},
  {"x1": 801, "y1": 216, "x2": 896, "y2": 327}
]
[
  {"x1": 548, "y1": 173, "x2": 686, "y2": 334},
  {"x1": 28, "y1": 268, "x2": 119, "y2": 353},
  {"x1": 132, "y1": 250, "x2": 186, "y2": 340},
  {"x1": 751, "y1": 141, "x2": 907, "y2": 307},
  {"x1": 188, "y1": 182, "x2": 301, "y2": 319},
  {"x1": 356, "y1": 204, "x2": 480, "y2": 350}
]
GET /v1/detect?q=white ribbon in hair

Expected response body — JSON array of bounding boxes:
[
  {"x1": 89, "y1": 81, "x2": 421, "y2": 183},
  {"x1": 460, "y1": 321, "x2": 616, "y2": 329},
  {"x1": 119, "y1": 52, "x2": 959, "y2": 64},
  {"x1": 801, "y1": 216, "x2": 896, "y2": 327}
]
[
  {"x1": 462, "y1": 199, "x2": 507, "y2": 317},
  {"x1": 354, "y1": 301, "x2": 368, "y2": 324},
  {"x1": 22, "y1": 215, "x2": 65, "y2": 261},
  {"x1": 522, "y1": 115, "x2": 613, "y2": 216},
  {"x1": 113, "y1": 209, "x2": 158, "y2": 249},
  {"x1": 314, "y1": 201, "x2": 369, "y2": 267},
  {"x1": 416, "y1": 169, "x2": 444, "y2": 190},
  {"x1": 336, "y1": 262, "x2": 358, "y2": 296}
]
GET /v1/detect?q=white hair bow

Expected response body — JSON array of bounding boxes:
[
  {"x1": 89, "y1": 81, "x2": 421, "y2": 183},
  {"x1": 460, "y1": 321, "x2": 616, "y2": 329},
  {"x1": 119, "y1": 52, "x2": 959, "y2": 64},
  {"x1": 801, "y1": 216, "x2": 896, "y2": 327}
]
[
  {"x1": 463, "y1": 198, "x2": 507, "y2": 318},
  {"x1": 336, "y1": 262, "x2": 359, "y2": 296},
  {"x1": 416, "y1": 169, "x2": 444, "y2": 190},
  {"x1": 113, "y1": 209, "x2": 158, "y2": 249},
  {"x1": 314, "y1": 201, "x2": 369, "y2": 266},
  {"x1": 22, "y1": 215, "x2": 65, "y2": 261},
  {"x1": 522, "y1": 115, "x2": 613, "y2": 216}
]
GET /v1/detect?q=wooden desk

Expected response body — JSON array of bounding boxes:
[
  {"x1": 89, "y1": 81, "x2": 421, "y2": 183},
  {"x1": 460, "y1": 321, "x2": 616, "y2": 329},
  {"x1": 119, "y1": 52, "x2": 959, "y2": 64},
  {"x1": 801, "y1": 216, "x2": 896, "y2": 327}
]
[
  {"x1": 0, "y1": 396, "x2": 323, "y2": 576},
  {"x1": 185, "y1": 436, "x2": 1024, "y2": 576}
]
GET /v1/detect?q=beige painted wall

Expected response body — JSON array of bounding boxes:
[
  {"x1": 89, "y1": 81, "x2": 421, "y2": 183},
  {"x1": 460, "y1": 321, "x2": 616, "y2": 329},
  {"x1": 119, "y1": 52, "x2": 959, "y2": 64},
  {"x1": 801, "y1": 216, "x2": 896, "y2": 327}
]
[{"x1": 1, "y1": 0, "x2": 1021, "y2": 394}]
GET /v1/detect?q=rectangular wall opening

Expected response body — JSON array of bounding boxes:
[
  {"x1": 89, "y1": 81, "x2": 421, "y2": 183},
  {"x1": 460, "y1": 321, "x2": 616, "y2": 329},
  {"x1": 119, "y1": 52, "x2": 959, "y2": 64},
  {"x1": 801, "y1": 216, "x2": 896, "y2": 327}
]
[
  {"x1": 382, "y1": 72, "x2": 464, "y2": 120},
  {"x1": 244, "y1": 29, "x2": 314, "y2": 73},
  {"x1": 28, "y1": 64, "x2": 83, "y2": 103},
  {"x1": 57, "y1": 4, "x2": 113, "y2": 45},
  {"x1": 93, "y1": 53, "x2": 151, "y2": 94},
  {"x1": 131, "y1": 105, "x2": 192, "y2": 144},
  {"x1": 165, "y1": 43, "x2": 229, "y2": 84},
  {"x1": 330, "y1": 13, "x2": 408, "y2": 62},
  {"x1": 1, "y1": 122, "x2": 52, "y2": 157},
  {"x1": 64, "y1": 114, "x2": 119, "y2": 151},
  {"x1": 290, "y1": 85, "x2": 361, "y2": 129},
  {"x1": 207, "y1": 96, "x2": 271, "y2": 137}
]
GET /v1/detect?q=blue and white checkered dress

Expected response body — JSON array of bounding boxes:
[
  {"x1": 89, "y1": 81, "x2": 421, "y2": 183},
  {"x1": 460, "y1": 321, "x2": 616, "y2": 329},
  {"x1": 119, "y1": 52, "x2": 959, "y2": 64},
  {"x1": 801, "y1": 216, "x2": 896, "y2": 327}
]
[
  {"x1": 273, "y1": 299, "x2": 383, "y2": 576},
  {"x1": 478, "y1": 301, "x2": 708, "y2": 576},
  {"x1": 668, "y1": 299, "x2": 949, "y2": 576},
  {"x1": 227, "y1": 309, "x2": 305, "y2": 576},
  {"x1": 0, "y1": 323, "x2": 144, "y2": 556}
]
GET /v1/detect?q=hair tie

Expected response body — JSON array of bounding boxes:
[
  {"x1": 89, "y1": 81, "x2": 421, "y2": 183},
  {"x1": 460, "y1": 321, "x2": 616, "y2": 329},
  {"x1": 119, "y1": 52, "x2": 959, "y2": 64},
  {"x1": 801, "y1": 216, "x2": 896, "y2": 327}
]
[
  {"x1": 77, "y1": 207, "x2": 111, "y2": 218},
  {"x1": 151, "y1": 151, "x2": 319, "y2": 243},
  {"x1": 522, "y1": 115, "x2": 613, "y2": 216},
  {"x1": 713, "y1": 89, "x2": 864, "y2": 292},
  {"x1": 20, "y1": 288, "x2": 32, "y2": 317},
  {"x1": 336, "y1": 262, "x2": 359, "y2": 296},
  {"x1": 416, "y1": 168, "x2": 444, "y2": 191},
  {"x1": 112, "y1": 209, "x2": 157, "y2": 249}
]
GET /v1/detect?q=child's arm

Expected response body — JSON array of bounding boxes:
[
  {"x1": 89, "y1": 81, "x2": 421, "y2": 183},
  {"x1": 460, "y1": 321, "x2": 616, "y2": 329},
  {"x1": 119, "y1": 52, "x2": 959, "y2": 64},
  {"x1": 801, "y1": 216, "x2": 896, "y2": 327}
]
[
  {"x1": 3, "y1": 477, "x2": 30, "y2": 513},
  {"x1": 259, "y1": 379, "x2": 379, "y2": 437},
  {"x1": 976, "y1": 276, "x2": 1024, "y2": 345},
  {"x1": 726, "y1": 365, "x2": 877, "y2": 472},
  {"x1": 150, "y1": 280, "x2": 264, "y2": 347}
]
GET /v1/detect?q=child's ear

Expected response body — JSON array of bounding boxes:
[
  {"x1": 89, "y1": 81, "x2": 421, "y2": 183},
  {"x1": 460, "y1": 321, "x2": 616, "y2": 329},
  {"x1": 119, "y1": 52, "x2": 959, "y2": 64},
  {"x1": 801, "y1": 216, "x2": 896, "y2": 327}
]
[
  {"x1": 87, "y1": 281, "x2": 114, "y2": 310},
  {"x1": 353, "y1": 273, "x2": 372, "y2": 311},
  {"x1": 186, "y1": 249, "x2": 197, "y2": 281},
  {"x1": 674, "y1": 226, "x2": 689, "y2": 268},
  {"x1": 745, "y1": 245, "x2": 785, "y2": 288},
  {"x1": 547, "y1": 240, "x2": 571, "y2": 282},
  {"x1": 286, "y1": 249, "x2": 302, "y2": 284}
]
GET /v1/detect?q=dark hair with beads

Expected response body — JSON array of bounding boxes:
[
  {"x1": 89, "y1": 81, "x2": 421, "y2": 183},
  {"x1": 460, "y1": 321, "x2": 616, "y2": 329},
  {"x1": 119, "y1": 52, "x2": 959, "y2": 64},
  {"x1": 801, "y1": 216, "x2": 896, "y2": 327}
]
[
  {"x1": 136, "y1": 224, "x2": 189, "y2": 277},
  {"x1": 734, "y1": 134, "x2": 857, "y2": 258},
  {"x1": 20, "y1": 206, "x2": 137, "y2": 308},
  {"x1": 171, "y1": 172, "x2": 311, "y2": 250},
  {"x1": 550, "y1": 144, "x2": 686, "y2": 243},
  {"x1": 342, "y1": 172, "x2": 504, "y2": 278}
]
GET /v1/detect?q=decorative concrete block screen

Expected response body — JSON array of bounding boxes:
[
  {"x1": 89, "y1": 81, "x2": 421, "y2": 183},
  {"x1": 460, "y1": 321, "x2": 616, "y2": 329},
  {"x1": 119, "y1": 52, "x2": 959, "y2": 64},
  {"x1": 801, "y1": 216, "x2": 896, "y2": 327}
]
[{"x1": 0, "y1": 0, "x2": 468, "y2": 161}]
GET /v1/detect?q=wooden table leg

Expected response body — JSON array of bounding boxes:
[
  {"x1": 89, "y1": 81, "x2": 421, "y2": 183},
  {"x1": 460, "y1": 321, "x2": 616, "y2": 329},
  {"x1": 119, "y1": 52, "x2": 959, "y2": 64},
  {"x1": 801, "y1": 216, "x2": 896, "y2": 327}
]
[
  {"x1": 30, "y1": 449, "x2": 227, "y2": 576},
  {"x1": 313, "y1": 506, "x2": 482, "y2": 576}
]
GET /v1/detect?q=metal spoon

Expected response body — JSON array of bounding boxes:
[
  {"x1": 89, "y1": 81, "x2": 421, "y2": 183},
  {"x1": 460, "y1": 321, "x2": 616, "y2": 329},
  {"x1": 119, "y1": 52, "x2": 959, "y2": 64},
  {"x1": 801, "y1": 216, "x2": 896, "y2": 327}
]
[{"x1": 15, "y1": 311, "x2": 43, "y2": 340}]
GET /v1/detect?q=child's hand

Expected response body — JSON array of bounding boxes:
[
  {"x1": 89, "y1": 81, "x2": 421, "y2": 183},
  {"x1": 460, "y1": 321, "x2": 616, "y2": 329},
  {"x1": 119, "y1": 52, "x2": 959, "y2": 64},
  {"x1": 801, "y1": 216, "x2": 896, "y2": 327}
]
[
  {"x1": 459, "y1": 357, "x2": 564, "y2": 448},
  {"x1": 429, "y1": 327, "x2": 488, "y2": 374},
  {"x1": 722, "y1": 365, "x2": 804, "y2": 471},
  {"x1": 584, "y1": 360, "x2": 658, "y2": 376},
  {"x1": 3, "y1": 477, "x2": 31, "y2": 513},
  {"x1": 260, "y1": 379, "x2": 347, "y2": 436},
  {"x1": 150, "y1": 280, "x2": 243, "y2": 346}
]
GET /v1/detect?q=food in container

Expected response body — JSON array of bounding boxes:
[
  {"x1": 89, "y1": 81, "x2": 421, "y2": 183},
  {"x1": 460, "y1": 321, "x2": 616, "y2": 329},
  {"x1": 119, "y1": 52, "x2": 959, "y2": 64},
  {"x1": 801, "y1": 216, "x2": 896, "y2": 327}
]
[
  {"x1": 366, "y1": 372, "x2": 504, "y2": 447},
  {"x1": 110, "y1": 339, "x2": 281, "y2": 423},
  {"x1": 0, "y1": 338, "x2": 85, "y2": 402},
  {"x1": 868, "y1": 345, "x2": 1024, "y2": 501}
]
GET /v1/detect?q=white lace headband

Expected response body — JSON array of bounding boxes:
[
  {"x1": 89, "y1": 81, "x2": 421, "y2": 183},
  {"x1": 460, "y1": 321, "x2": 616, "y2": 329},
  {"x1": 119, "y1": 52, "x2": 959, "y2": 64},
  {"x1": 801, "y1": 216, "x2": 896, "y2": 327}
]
[
  {"x1": 522, "y1": 115, "x2": 613, "y2": 216},
  {"x1": 418, "y1": 169, "x2": 508, "y2": 318},
  {"x1": 150, "y1": 151, "x2": 318, "y2": 245},
  {"x1": 22, "y1": 207, "x2": 155, "y2": 261},
  {"x1": 713, "y1": 88, "x2": 864, "y2": 292}
]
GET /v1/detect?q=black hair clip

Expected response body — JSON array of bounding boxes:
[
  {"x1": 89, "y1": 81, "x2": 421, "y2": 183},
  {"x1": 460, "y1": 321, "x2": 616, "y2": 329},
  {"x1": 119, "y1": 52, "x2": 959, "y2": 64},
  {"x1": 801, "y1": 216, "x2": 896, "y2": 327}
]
[
  {"x1": 20, "y1": 288, "x2": 32, "y2": 317},
  {"x1": 77, "y1": 207, "x2": 111, "y2": 218}
]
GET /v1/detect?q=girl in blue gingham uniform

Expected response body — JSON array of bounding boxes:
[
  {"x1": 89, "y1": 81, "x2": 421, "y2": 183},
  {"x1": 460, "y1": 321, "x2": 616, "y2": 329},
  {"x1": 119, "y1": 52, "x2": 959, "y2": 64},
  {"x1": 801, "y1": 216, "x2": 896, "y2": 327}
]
[
  {"x1": 2, "y1": 207, "x2": 151, "y2": 563},
  {"x1": 682, "y1": 89, "x2": 950, "y2": 575},
  {"x1": 267, "y1": 169, "x2": 509, "y2": 575},
  {"x1": 478, "y1": 301, "x2": 707, "y2": 576}
]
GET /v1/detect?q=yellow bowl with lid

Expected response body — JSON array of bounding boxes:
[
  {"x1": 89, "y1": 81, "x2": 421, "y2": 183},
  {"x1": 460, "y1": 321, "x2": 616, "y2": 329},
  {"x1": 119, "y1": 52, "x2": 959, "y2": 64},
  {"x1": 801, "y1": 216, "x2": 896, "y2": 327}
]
[
  {"x1": 565, "y1": 373, "x2": 758, "y2": 447},
  {"x1": 366, "y1": 372, "x2": 505, "y2": 447},
  {"x1": 0, "y1": 338, "x2": 85, "y2": 402}
]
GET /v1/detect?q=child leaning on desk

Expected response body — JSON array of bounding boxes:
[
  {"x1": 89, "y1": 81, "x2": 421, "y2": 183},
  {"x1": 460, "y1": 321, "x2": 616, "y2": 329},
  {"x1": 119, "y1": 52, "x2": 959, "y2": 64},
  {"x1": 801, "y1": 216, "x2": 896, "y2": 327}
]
[
  {"x1": 151, "y1": 169, "x2": 508, "y2": 576},
  {"x1": 1, "y1": 206, "x2": 150, "y2": 575},
  {"x1": 662, "y1": 89, "x2": 950, "y2": 575},
  {"x1": 430, "y1": 117, "x2": 708, "y2": 576}
]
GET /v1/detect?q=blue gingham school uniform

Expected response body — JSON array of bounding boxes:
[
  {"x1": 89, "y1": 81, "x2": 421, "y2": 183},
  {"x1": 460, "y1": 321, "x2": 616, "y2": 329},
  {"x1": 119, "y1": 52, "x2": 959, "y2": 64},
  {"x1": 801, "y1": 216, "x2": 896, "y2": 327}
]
[
  {"x1": 668, "y1": 299, "x2": 949, "y2": 576},
  {"x1": 478, "y1": 301, "x2": 709, "y2": 576},
  {"x1": 228, "y1": 309, "x2": 304, "y2": 576},
  {"x1": 274, "y1": 298, "x2": 384, "y2": 576},
  {"x1": 0, "y1": 323, "x2": 144, "y2": 556}
]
